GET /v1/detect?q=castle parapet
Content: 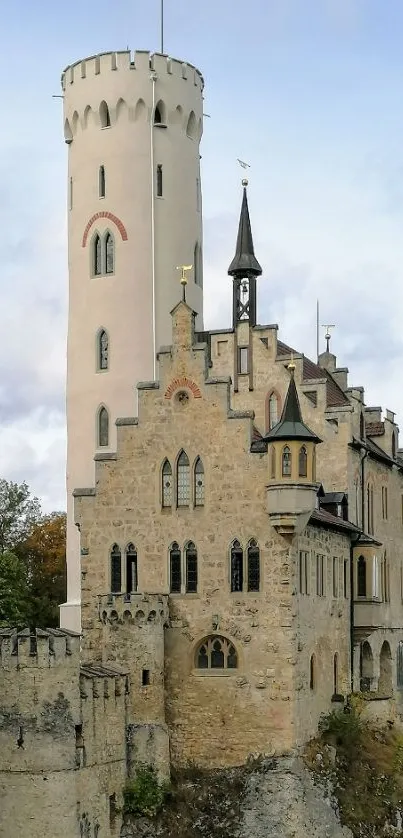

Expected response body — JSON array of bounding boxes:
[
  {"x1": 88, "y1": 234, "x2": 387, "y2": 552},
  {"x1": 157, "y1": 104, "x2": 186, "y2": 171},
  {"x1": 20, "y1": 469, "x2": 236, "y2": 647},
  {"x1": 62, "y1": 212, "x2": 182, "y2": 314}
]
[
  {"x1": 0, "y1": 626, "x2": 80, "y2": 669},
  {"x1": 98, "y1": 592, "x2": 169, "y2": 626},
  {"x1": 61, "y1": 50, "x2": 204, "y2": 92}
]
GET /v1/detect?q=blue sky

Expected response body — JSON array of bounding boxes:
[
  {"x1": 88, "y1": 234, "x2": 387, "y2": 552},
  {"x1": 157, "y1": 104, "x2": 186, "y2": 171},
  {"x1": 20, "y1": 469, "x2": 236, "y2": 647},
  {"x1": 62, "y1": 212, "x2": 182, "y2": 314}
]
[{"x1": 1, "y1": 0, "x2": 403, "y2": 510}]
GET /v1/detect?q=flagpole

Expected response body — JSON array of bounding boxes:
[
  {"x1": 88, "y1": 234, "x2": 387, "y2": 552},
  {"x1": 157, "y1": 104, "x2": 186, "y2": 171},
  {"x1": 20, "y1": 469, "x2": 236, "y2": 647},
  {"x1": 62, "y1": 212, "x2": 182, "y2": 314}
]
[{"x1": 161, "y1": 0, "x2": 164, "y2": 53}]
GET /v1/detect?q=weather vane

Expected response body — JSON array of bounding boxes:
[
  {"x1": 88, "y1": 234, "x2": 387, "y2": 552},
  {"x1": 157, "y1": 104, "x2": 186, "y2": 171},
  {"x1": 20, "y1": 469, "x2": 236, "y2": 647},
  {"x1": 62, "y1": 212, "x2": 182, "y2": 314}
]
[
  {"x1": 176, "y1": 265, "x2": 193, "y2": 301},
  {"x1": 322, "y1": 324, "x2": 335, "y2": 352},
  {"x1": 237, "y1": 158, "x2": 250, "y2": 187}
]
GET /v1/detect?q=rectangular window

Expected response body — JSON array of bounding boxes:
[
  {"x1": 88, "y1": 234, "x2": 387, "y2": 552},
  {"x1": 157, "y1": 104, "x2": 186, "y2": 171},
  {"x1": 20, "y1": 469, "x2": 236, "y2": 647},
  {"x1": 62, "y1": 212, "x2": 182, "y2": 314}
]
[
  {"x1": 299, "y1": 551, "x2": 309, "y2": 594},
  {"x1": 156, "y1": 164, "x2": 163, "y2": 197},
  {"x1": 343, "y1": 558, "x2": 348, "y2": 598},
  {"x1": 332, "y1": 556, "x2": 338, "y2": 598},
  {"x1": 111, "y1": 554, "x2": 121, "y2": 593},
  {"x1": 382, "y1": 486, "x2": 388, "y2": 520},
  {"x1": 316, "y1": 554, "x2": 325, "y2": 596},
  {"x1": 142, "y1": 669, "x2": 150, "y2": 686},
  {"x1": 186, "y1": 550, "x2": 198, "y2": 593},
  {"x1": 398, "y1": 642, "x2": 403, "y2": 689},
  {"x1": 238, "y1": 347, "x2": 249, "y2": 375},
  {"x1": 247, "y1": 546, "x2": 260, "y2": 592},
  {"x1": 231, "y1": 548, "x2": 243, "y2": 592}
]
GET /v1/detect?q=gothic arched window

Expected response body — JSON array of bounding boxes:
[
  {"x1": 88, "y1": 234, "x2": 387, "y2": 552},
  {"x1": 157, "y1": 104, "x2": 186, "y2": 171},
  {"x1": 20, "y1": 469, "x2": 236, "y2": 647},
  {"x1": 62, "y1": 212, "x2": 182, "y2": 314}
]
[
  {"x1": 154, "y1": 101, "x2": 166, "y2": 125},
  {"x1": 247, "y1": 539, "x2": 260, "y2": 592},
  {"x1": 195, "y1": 636, "x2": 238, "y2": 670},
  {"x1": 169, "y1": 542, "x2": 181, "y2": 593},
  {"x1": 298, "y1": 445, "x2": 308, "y2": 478},
  {"x1": 105, "y1": 232, "x2": 114, "y2": 274},
  {"x1": 282, "y1": 445, "x2": 292, "y2": 477},
  {"x1": 125, "y1": 543, "x2": 137, "y2": 595},
  {"x1": 185, "y1": 541, "x2": 198, "y2": 593},
  {"x1": 194, "y1": 457, "x2": 205, "y2": 506},
  {"x1": 230, "y1": 539, "x2": 243, "y2": 593},
  {"x1": 270, "y1": 445, "x2": 276, "y2": 479},
  {"x1": 99, "y1": 165, "x2": 106, "y2": 198},
  {"x1": 99, "y1": 100, "x2": 111, "y2": 128},
  {"x1": 93, "y1": 233, "x2": 102, "y2": 276},
  {"x1": 98, "y1": 329, "x2": 108, "y2": 371},
  {"x1": 98, "y1": 406, "x2": 109, "y2": 447},
  {"x1": 357, "y1": 555, "x2": 367, "y2": 597},
  {"x1": 110, "y1": 544, "x2": 121, "y2": 593},
  {"x1": 162, "y1": 459, "x2": 172, "y2": 508},
  {"x1": 266, "y1": 391, "x2": 280, "y2": 431},
  {"x1": 177, "y1": 451, "x2": 190, "y2": 507},
  {"x1": 156, "y1": 164, "x2": 163, "y2": 197}
]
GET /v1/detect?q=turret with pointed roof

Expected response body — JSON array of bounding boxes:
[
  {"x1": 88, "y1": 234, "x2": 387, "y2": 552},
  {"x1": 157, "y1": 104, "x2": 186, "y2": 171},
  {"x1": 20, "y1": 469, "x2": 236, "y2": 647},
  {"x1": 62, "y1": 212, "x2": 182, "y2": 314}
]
[
  {"x1": 228, "y1": 181, "x2": 262, "y2": 328},
  {"x1": 265, "y1": 369, "x2": 322, "y2": 444}
]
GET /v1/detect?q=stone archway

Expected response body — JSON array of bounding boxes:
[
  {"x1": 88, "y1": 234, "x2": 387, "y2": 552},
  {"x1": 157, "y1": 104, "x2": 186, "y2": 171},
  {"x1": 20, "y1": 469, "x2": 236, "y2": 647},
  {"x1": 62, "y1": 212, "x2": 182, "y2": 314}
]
[{"x1": 379, "y1": 640, "x2": 392, "y2": 696}]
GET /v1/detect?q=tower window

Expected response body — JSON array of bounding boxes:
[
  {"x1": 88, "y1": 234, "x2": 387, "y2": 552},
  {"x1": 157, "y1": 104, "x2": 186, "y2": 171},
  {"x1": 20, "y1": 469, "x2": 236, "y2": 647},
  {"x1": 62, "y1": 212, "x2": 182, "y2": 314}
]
[
  {"x1": 154, "y1": 100, "x2": 166, "y2": 125},
  {"x1": 185, "y1": 541, "x2": 198, "y2": 593},
  {"x1": 93, "y1": 233, "x2": 102, "y2": 276},
  {"x1": 282, "y1": 446, "x2": 292, "y2": 477},
  {"x1": 126, "y1": 543, "x2": 138, "y2": 594},
  {"x1": 247, "y1": 539, "x2": 260, "y2": 592},
  {"x1": 105, "y1": 232, "x2": 114, "y2": 274},
  {"x1": 169, "y1": 542, "x2": 181, "y2": 593},
  {"x1": 298, "y1": 446, "x2": 307, "y2": 478},
  {"x1": 162, "y1": 459, "x2": 172, "y2": 508},
  {"x1": 98, "y1": 329, "x2": 109, "y2": 371},
  {"x1": 156, "y1": 164, "x2": 163, "y2": 197},
  {"x1": 110, "y1": 544, "x2": 121, "y2": 593},
  {"x1": 194, "y1": 457, "x2": 205, "y2": 506},
  {"x1": 99, "y1": 100, "x2": 111, "y2": 128},
  {"x1": 238, "y1": 347, "x2": 249, "y2": 375},
  {"x1": 99, "y1": 165, "x2": 106, "y2": 198},
  {"x1": 230, "y1": 540, "x2": 243, "y2": 592},
  {"x1": 177, "y1": 451, "x2": 190, "y2": 507},
  {"x1": 98, "y1": 406, "x2": 109, "y2": 447},
  {"x1": 357, "y1": 555, "x2": 366, "y2": 597}
]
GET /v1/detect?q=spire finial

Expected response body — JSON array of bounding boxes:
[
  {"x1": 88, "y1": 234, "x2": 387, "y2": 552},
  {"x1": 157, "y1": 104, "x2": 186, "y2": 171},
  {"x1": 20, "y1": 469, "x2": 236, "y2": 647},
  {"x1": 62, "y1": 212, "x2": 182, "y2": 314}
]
[
  {"x1": 176, "y1": 265, "x2": 192, "y2": 302},
  {"x1": 288, "y1": 353, "x2": 296, "y2": 375},
  {"x1": 322, "y1": 323, "x2": 335, "y2": 353}
]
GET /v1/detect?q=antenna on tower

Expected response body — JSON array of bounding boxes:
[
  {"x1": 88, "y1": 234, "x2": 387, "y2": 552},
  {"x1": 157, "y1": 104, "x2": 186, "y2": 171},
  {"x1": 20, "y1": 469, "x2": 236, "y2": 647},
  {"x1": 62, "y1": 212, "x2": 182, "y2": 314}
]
[{"x1": 160, "y1": 0, "x2": 164, "y2": 53}]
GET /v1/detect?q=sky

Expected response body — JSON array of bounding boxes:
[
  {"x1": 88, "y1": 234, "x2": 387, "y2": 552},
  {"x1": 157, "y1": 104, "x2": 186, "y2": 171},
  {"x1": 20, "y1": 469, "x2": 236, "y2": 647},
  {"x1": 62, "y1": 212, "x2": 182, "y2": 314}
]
[{"x1": 1, "y1": 0, "x2": 403, "y2": 511}]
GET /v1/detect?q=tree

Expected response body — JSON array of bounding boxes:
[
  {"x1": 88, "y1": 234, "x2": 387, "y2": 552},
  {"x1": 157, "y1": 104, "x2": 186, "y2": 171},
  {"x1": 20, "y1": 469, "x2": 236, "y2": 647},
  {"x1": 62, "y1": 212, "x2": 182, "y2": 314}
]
[
  {"x1": 0, "y1": 550, "x2": 29, "y2": 625},
  {"x1": 17, "y1": 512, "x2": 67, "y2": 628},
  {"x1": 0, "y1": 479, "x2": 41, "y2": 555}
]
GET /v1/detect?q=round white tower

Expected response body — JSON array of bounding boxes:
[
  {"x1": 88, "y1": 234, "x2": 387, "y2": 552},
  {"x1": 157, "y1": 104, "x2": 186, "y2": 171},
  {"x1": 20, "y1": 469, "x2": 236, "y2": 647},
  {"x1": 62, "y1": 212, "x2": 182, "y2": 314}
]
[{"x1": 60, "y1": 50, "x2": 204, "y2": 631}]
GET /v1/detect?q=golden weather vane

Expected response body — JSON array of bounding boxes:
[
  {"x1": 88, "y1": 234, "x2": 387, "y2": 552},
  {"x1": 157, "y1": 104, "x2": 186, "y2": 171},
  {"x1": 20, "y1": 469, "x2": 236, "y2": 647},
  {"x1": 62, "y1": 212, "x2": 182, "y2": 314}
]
[{"x1": 176, "y1": 265, "x2": 193, "y2": 301}]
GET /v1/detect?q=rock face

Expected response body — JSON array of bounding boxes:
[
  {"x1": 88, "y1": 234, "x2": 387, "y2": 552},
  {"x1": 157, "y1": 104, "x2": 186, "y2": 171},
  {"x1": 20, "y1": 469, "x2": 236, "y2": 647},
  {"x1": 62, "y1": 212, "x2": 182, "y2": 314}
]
[{"x1": 121, "y1": 757, "x2": 352, "y2": 838}]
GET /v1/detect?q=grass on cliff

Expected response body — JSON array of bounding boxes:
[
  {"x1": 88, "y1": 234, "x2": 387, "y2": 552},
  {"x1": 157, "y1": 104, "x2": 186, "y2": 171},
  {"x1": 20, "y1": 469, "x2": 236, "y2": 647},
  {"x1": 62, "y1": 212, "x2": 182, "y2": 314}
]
[{"x1": 305, "y1": 698, "x2": 403, "y2": 837}]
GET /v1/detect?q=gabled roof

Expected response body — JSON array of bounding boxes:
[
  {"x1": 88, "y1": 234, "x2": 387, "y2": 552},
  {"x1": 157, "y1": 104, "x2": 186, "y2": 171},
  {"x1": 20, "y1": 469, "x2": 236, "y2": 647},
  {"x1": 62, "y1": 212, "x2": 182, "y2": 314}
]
[
  {"x1": 265, "y1": 372, "x2": 322, "y2": 443},
  {"x1": 277, "y1": 340, "x2": 349, "y2": 408},
  {"x1": 228, "y1": 186, "x2": 262, "y2": 278}
]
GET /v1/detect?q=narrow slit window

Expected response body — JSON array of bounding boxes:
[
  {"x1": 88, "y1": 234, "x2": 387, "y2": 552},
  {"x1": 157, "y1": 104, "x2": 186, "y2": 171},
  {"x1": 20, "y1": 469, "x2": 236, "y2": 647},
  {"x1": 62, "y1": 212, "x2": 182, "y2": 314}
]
[
  {"x1": 268, "y1": 392, "x2": 279, "y2": 430},
  {"x1": 177, "y1": 451, "x2": 190, "y2": 507},
  {"x1": 162, "y1": 459, "x2": 172, "y2": 508},
  {"x1": 247, "y1": 539, "x2": 260, "y2": 592},
  {"x1": 126, "y1": 543, "x2": 138, "y2": 594},
  {"x1": 142, "y1": 669, "x2": 150, "y2": 686},
  {"x1": 98, "y1": 329, "x2": 108, "y2": 370},
  {"x1": 194, "y1": 457, "x2": 205, "y2": 506},
  {"x1": 105, "y1": 232, "x2": 114, "y2": 274},
  {"x1": 230, "y1": 540, "x2": 243, "y2": 592},
  {"x1": 333, "y1": 653, "x2": 339, "y2": 694},
  {"x1": 98, "y1": 406, "x2": 109, "y2": 447},
  {"x1": 238, "y1": 347, "x2": 249, "y2": 375},
  {"x1": 282, "y1": 446, "x2": 292, "y2": 477},
  {"x1": 185, "y1": 542, "x2": 198, "y2": 593},
  {"x1": 298, "y1": 445, "x2": 308, "y2": 478},
  {"x1": 357, "y1": 556, "x2": 366, "y2": 597},
  {"x1": 100, "y1": 100, "x2": 111, "y2": 128},
  {"x1": 169, "y1": 542, "x2": 181, "y2": 593},
  {"x1": 270, "y1": 445, "x2": 276, "y2": 479},
  {"x1": 156, "y1": 164, "x2": 163, "y2": 197},
  {"x1": 310, "y1": 654, "x2": 315, "y2": 690},
  {"x1": 110, "y1": 544, "x2": 121, "y2": 593},
  {"x1": 99, "y1": 165, "x2": 106, "y2": 198}
]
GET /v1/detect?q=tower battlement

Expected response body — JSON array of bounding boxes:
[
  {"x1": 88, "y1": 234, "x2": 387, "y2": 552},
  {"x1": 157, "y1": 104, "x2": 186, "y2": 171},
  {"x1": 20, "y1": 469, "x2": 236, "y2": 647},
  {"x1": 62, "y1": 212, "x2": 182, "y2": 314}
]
[
  {"x1": 98, "y1": 592, "x2": 169, "y2": 626},
  {"x1": 0, "y1": 627, "x2": 80, "y2": 670},
  {"x1": 62, "y1": 50, "x2": 204, "y2": 92}
]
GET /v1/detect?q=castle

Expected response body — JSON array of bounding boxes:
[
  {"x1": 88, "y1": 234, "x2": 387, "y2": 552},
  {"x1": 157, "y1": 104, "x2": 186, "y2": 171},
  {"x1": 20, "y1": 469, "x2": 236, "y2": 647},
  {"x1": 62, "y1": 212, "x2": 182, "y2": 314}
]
[{"x1": 1, "y1": 48, "x2": 403, "y2": 838}]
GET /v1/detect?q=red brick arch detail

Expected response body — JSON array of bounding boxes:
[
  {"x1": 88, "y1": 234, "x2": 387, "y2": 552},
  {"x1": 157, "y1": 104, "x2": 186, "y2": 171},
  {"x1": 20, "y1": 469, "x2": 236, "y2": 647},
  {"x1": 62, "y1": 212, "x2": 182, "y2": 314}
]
[
  {"x1": 82, "y1": 212, "x2": 128, "y2": 247},
  {"x1": 164, "y1": 377, "x2": 202, "y2": 400}
]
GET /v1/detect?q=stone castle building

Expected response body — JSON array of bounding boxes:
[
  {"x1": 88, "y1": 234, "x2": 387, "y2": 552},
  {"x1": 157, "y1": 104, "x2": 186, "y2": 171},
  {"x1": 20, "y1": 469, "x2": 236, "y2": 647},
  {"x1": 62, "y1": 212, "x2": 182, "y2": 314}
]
[{"x1": 1, "y1": 47, "x2": 403, "y2": 838}]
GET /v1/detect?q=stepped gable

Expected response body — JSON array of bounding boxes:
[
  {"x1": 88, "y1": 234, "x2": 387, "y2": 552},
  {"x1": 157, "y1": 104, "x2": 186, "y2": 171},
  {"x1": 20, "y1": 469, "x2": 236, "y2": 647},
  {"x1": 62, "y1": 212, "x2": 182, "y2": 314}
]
[{"x1": 277, "y1": 340, "x2": 349, "y2": 408}]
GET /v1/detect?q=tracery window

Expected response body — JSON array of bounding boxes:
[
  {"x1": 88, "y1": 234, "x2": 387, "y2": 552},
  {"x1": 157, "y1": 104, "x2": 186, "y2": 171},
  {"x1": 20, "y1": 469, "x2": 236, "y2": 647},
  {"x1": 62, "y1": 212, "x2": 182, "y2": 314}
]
[
  {"x1": 94, "y1": 233, "x2": 102, "y2": 276},
  {"x1": 185, "y1": 541, "x2": 198, "y2": 593},
  {"x1": 177, "y1": 451, "x2": 190, "y2": 507},
  {"x1": 162, "y1": 459, "x2": 172, "y2": 508},
  {"x1": 298, "y1": 445, "x2": 307, "y2": 478},
  {"x1": 126, "y1": 543, "x2": 137, "y2": 594},
  {"x1": 230, "y1": 539, "x2": 243, "y2": 592},
  {"x1": 110, "y1": 544, "x2": 121, "y2": 593},
  {"x1": 194, "y1": 457, "x2": 205, "y2": 506},
  {"x1": 98, "y1": 406, "x2": 109, "y2": 447},
  {"x1": 282, "y1": 445, "x2": 292, "y2": 477},
  {"x1": 247, "y1": 539, "x2": 260, "y2": 592},
  {"x1": 195, "y1": 636, "x2": 238, "y2": 670},
  {"x1": 98, "y1": 329, "x2": 108, "y2": 371},
  {"x1": 105, "y1": 232, "x2": 114, "y2": 274},
  {"x1": 169, "y1": 542, "x2": 181, "y2": 593}
]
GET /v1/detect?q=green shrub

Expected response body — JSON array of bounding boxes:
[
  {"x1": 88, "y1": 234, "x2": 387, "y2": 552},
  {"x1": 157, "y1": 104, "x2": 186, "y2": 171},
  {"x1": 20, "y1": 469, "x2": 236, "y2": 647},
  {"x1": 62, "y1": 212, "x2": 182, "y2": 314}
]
[
  {"x1": 318, "y1": 705, "x2": 363, "y2": 752},
  {"x1": 123, "y1": 766, "x2": 170, "y2": 817}
]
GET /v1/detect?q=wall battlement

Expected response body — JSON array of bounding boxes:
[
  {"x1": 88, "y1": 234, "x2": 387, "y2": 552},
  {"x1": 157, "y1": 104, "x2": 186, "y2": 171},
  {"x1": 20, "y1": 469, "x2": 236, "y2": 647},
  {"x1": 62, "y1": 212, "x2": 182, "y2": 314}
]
[
  {"x1": 0, "y1": 627, "x2": 80, "y2": 670},
  {"x1": 98, "y1": 592, "x2": 169, "y2": 626},
  {"x1": 61, "y1": 50, "x2": 204, "y2": 92}
]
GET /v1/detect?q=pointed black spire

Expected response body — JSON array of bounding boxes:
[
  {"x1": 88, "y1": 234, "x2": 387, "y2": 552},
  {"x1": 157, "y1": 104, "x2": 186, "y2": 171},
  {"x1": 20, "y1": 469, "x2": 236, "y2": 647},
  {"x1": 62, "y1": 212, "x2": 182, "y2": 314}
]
[
  {"x1": 228, "y1": 185, "x2": 262, "y2": 278},
  {"x1": 265, "y1": 369, "x2": 322, "y2": 443}
]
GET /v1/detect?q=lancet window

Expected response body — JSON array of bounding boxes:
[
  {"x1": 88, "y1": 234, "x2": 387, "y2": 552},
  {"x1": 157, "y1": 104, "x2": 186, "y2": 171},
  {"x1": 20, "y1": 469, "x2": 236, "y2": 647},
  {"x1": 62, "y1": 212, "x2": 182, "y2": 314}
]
[
  {"x1": 177, "y1": 451, "x2": 190, "y2": 507},
  {"x1": 110, "y1": 544, "x2": 121, "y2": 593},
  {"x1": 169, "y1": 542, "x2": 181, "y2": 593},
  {"x1": 282, "y1": 445, "x2": 292, "y2": 477},
  {"x1": 194, "y1": 458, "x2": 205, "y2": 506}
]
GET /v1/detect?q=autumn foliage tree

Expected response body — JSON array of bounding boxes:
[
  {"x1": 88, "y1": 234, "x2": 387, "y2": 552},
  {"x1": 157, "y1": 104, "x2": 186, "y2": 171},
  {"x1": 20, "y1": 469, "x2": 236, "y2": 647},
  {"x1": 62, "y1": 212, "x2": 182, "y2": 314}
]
[{"x1": 0, "y1": 478, "x2": 66, "y2": 628}]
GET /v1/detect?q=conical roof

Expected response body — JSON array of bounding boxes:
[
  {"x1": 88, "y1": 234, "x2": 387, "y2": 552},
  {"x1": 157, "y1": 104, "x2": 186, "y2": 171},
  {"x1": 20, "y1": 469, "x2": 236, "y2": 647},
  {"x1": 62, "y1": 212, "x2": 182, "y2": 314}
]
[
  {"x1": 265, "y1": 372, "x2": 322, "y2": 443},
  {"x1": 228, "y1": 186, "x2": 262, "y2": 278}
]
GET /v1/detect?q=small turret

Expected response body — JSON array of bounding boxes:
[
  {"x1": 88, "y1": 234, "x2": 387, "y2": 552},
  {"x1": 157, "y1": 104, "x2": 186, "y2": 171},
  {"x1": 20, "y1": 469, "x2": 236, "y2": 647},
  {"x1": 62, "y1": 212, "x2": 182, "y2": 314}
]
[{"x1": 265, "y1": 364, "x2": 322, "y2": 536}]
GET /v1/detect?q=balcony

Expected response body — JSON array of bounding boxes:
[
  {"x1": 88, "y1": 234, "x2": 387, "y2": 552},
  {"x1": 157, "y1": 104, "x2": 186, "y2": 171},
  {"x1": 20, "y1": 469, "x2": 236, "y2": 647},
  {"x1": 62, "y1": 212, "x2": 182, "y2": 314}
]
[{"x1": 354, "y1": 599, "x2": 391, "y2": 640}]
